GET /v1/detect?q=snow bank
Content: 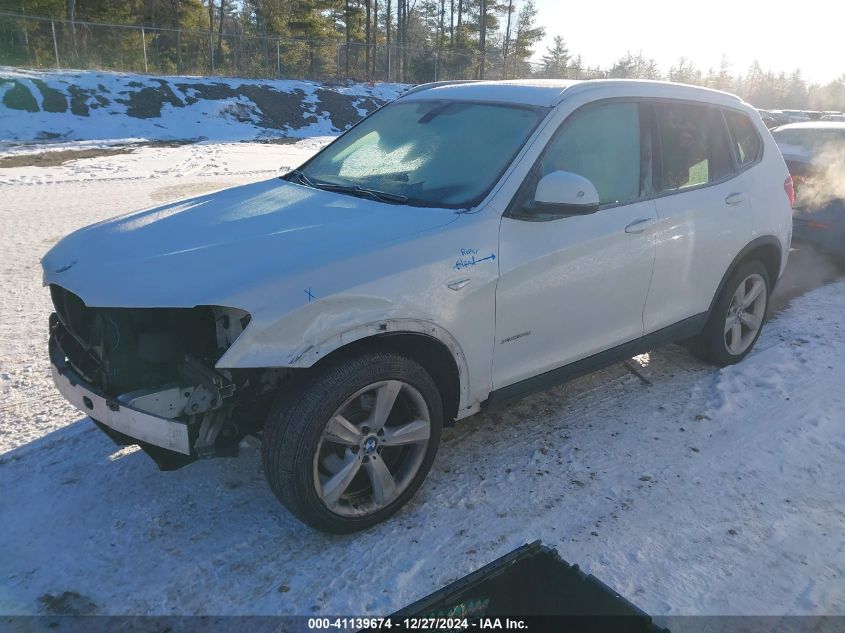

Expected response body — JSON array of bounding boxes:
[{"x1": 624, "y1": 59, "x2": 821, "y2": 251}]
[{"x1": 0, "y1": 67, "x2": 408, "y2": 144}]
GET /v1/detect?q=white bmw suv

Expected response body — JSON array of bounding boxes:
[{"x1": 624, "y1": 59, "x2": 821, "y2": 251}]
[{"x1": 43, "y1": 79, "x2": 793, "y2": 532}]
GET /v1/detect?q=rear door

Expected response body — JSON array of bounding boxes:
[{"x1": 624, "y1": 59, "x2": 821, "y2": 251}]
[{"x1": 643, "y1": 101, "x2": 753, "y2": 333}]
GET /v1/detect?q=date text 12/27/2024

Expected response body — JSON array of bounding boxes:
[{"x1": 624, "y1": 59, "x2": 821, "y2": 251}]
[{"x1": 306, "y1": 617, "x2": 528, "y2": 630}]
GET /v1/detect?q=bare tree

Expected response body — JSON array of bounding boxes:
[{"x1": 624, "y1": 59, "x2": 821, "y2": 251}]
[
  {"x1": 478, "y1": 0, "x2": 486, "y2": 79},
  {"x1": 365, "y1": 0, "x2": 371, "y2": 80},
  {"x1": 345, "y1": 0, "x2": 351, "y2": 77},
  {"x1": 207, "y1": 0, "x2": 215, "y2": 69},
  {"x1": 399, "y1": 0, "x2": 412, "y2": 82},
  {"x1": 502, "y1": 0, "x2": 514, "y2": 79},
  {"x1": 397, "y1": 0, "x2": 403, "y2": 81},
  {"x1": 457, "y1": 0, "x2": 463, "y2": 38},
  {"x1": 216, "y1": 0, "x2": 226, "y2": 63},
  {"x1": 386, "y1": 0, "x2": 392, "y2": 80},
  {"x1": 438, "y1": 0, "x2": 445, "y2": 52},
  {"x1": 372, "y1": 0, "x2": 379, "y2": 78},
  {"x1": 66, "y1": 0, "x2": 77, "y2": 57}
]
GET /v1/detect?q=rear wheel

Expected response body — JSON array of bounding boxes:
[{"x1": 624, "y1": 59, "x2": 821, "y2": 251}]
[
  {"x1": 690, "y1": 260, "x2": 770, "y2": 366},
  {"x1": 262, "y1": 351, "x2": 442, "y2": 533}
]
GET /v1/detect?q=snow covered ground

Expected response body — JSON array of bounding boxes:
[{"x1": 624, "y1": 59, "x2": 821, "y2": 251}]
[
  {"x1": 0, "y1": 136, "x2": 331, "y2": 187},
  {"x1": 2, "y1": 141, "x2": 845, "y2": 619}
]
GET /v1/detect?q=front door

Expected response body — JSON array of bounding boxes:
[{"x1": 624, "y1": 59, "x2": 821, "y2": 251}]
[{"x1": 493, "y1": 101, "x2": 657, "y2": 390}]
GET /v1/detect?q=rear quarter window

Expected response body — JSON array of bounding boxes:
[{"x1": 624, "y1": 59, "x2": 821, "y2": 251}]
[{"x1": 724, "y1": 110, "x2": 762, "y2": 166}]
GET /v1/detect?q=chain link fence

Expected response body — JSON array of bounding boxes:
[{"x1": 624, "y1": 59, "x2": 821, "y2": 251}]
[{"x1": 0, "y1": 11, "x2": 607, "y2": 83}]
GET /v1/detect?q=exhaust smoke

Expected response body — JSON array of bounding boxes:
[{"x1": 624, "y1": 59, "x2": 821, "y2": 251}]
[{"x1": 791, "y1": 143, "x2": 845, "y2": 212}]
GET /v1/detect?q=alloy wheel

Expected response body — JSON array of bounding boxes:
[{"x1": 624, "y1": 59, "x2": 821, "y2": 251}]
[
  {"x1": 724, "y1": 272, "x2": 767, "y2": 355},
  {"x1": 313, "y1": 380, "x2": 431, "y2": 517}
]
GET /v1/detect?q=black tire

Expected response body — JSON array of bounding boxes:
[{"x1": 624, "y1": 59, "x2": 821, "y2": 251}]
[
  {"x1": 262, "y1": 350, "x2": 443, "y2": 533},
  {"x1": 690, "y1": 260, "x2": 771, "y2": 366}
]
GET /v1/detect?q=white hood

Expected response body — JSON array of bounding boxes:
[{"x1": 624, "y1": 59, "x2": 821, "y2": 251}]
[{"x1": 42, "y1": 178, "x2": 458, "y2": 310}]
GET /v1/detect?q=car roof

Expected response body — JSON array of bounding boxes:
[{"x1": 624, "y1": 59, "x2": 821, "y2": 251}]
[
  {"x1": 773, "y1": 121, "x2": 845, "y2": 131},
  {"x1": 400, "y1": 79, "x2": 745, "y2": 109}
]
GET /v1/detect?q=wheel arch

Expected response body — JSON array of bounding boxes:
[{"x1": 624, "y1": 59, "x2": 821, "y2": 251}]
[
  {"x1": 300, "y1": 322, "x2": 468, "y2": 426},
  {"x1": 707, "y1": 236, "x2": 783, "y2": 317}
]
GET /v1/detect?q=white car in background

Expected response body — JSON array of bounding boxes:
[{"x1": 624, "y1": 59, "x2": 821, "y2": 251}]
[{"x1": 43, "y1": 79, "x2": 793, "y2": 533}]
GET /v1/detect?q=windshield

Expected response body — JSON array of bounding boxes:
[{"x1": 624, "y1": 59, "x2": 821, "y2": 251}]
[
  {"x1": 773, "y1": 128, "x2": 845, "y2": 154},
  {"x1": 294, "y1": 100, "x2": 547, "y2": 208}
]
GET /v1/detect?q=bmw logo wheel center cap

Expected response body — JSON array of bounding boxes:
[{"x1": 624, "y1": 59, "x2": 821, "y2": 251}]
[{"x1": 363, "y1": 436, "x2": 379, "y2": 454}]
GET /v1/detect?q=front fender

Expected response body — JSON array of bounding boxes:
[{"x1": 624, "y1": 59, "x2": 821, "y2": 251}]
[{"x1": 215, "y1": 299, "x2": 473, "y2": 413}]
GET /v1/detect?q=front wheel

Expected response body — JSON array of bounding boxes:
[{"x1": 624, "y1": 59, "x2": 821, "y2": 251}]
[
  {"x1": 262, "y1": 351, "x2": 443, "y2": 533},
  {"x1": 690, "y1": 260, "x2": 771, "y2": 366}
]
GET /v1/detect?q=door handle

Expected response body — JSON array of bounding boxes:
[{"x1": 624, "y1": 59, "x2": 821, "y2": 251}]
[
  {"x1": 624, "y1": 218, "x2": 655, "y2": 234},
  {"x1": 725, "y1": 192, "x2": 746, "y2": 206}
]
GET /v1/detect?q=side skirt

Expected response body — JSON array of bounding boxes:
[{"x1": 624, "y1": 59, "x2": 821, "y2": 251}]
[{"x1": 484, "y1": 312, "x2": 708, "y2": 409}]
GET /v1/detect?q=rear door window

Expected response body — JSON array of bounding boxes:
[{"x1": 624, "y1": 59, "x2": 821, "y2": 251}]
[
  {"x1": 724, "y1": 110, "x2": 762, "y2": 166},
  {"x1": 655, "y1": 102, "x2": 734, "y2": 192}
]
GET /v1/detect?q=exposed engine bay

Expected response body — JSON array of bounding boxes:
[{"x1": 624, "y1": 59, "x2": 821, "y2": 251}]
[{"x1": 49, "y1": 285, "x2": 282, "y2": 468}]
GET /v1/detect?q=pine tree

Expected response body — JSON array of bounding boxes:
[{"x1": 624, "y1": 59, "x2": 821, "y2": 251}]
[
  {"x1": 608, "y1": 51, "x2": 659, "y2": 79},
  {"x1": 668, "y1": 56, "x2": 702, "y2": 85},
  {"x1": 785, "y1": 69, "x2": 807, "y2": 109},
  {"x1": 715, "y1": 55, "x2": 733, "y2": 91},
  {"x1": 541, "y1": 34, "x2": 568, "y2": 78},
  {"x1": 512, "y1": 0, "x2": 543, "y2": 78}
]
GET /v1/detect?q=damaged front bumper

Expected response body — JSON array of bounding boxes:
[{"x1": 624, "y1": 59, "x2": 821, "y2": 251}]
[{"x1": 50, "y1": 334, "x2": 193, "y2": 458}]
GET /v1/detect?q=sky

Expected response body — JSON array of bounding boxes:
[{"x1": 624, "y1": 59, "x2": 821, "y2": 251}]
[{"x1": 532, "y1": 0, "x2": 843, "y2": 84}]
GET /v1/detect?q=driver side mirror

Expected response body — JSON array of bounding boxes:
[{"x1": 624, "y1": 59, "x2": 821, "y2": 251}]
[{"x1": 528, "y1": 170, "x2": 600, "y2": 216}]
